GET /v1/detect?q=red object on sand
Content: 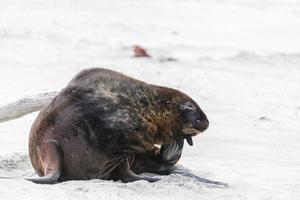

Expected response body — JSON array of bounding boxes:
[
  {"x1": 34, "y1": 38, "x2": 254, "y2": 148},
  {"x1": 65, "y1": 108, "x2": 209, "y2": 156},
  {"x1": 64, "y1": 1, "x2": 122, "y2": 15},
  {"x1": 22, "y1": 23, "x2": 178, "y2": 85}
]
[{"x1": 133, "y1": 45, "x2": 150, "y2": 57}]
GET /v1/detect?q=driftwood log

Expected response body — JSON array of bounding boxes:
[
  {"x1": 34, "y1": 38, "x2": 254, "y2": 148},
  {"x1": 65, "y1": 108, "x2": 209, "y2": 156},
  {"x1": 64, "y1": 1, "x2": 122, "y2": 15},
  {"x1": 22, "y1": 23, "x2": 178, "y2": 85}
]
[{"x1": 0, "y1": 92, "x2": 58, "y2": 123}]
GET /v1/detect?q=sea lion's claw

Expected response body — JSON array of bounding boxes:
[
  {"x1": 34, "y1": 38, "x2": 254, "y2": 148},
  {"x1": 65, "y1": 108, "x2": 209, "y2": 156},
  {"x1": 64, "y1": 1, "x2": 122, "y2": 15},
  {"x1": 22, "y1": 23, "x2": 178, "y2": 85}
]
[{"x1": 160, "y1": 139, "x2": 184, "y2": 165}]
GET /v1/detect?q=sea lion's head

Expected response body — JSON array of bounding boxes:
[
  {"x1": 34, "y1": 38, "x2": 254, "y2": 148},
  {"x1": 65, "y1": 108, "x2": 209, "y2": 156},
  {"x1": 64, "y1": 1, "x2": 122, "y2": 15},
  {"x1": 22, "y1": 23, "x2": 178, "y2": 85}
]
[
  {"x1": 152, "y1": 87, "x2": 209, "y2": 146},
  {"x1": 176, "y1": 98, "x2": 209, "y2": 146}
]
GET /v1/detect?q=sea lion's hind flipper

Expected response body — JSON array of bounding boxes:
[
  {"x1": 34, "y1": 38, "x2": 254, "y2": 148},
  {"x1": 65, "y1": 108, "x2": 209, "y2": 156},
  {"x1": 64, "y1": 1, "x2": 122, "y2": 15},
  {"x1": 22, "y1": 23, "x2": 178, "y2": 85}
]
[
  {"x1": 115, "y1": 158, "x2": 160, "y2": 183},
  {"x1": 26, "y1": 140, "x2": 63, "y2": 184},
  {"x1": 25, "y1": 171, "x2": 61, "y2": 184}
]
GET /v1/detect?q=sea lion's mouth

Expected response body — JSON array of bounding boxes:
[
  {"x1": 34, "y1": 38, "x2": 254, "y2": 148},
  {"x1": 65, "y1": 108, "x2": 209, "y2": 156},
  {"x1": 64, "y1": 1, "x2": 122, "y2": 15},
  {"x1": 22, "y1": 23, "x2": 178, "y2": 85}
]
[
  {"x1": 182, "y1": 129, "x2": 200, "y2": 146},
  {"x1": 155, "y1": 129, "x2": 199, "y2": 148}
]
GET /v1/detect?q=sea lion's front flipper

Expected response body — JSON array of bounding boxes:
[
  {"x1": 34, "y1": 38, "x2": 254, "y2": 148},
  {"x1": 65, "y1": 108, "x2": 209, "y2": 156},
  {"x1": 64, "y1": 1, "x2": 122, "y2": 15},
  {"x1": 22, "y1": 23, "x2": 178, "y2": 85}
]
[
  {"x1": 169, "y1": 164, "x2": 229, "y2": 188},
  {"x1": 26, "y1": 140, "x2": 63, "y2": 184},
  {"x1": 128, "y1": 140, "x2": 184, "y2": 175},
  {"x1": 116, "y1": 157, "x2": 160, "y2": 183},
  {"x1": 160, "y1": 139, "x2": 184, "y2": 165}
]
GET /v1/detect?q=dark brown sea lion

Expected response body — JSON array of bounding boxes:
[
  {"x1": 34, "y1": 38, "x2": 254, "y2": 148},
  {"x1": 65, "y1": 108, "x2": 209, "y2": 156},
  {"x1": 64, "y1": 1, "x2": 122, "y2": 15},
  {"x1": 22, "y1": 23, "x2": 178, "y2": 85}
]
[{"x1": 27, "y1": 68, "x2": 209, "y2": 184}]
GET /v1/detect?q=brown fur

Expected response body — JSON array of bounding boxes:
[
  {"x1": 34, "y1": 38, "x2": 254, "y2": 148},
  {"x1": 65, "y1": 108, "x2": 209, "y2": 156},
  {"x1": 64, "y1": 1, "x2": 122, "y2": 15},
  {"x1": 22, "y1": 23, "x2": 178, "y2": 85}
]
[{"x1": 28, "y1": 68, "x2": 209, "y2": 183}]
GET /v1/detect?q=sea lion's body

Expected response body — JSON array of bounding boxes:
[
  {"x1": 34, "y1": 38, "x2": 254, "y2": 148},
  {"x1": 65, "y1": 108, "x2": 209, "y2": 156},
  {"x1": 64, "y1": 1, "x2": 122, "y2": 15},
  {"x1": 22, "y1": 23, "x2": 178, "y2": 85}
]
[{"x1": 28, "y1": 68, "x2": 209, "y2": 183}]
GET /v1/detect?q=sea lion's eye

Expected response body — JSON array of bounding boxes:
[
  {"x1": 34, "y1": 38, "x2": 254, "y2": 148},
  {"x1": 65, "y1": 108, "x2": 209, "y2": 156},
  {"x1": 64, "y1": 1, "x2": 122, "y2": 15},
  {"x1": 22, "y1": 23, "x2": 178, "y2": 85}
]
[
  {"x1": 179, "y1": 102, "x2": 195, "y2": 111},
  {"x1": 180, "y1": 102, "x2": 199, "y2": 123},
  {"x1": 179, "y1": 104, "x2": 193, "y2": 111}
]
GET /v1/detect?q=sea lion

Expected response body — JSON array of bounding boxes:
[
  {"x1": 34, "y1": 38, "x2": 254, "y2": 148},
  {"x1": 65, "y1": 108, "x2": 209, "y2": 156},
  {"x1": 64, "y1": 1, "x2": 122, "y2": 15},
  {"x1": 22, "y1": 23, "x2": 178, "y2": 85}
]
[{"x1": 27, "y1": 68, "x2": 209, "y2": 184}]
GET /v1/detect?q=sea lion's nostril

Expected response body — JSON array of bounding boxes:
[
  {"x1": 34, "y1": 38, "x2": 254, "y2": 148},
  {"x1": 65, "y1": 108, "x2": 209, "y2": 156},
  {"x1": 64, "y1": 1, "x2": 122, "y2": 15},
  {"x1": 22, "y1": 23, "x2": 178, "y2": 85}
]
[
  {"x1": 204, "y1": 119, "x2": 209, "y2": 129},
  {"x1": 195, "y1": 119, "x2": 201, "y2": 125},
  {"x1": 194, "y1": 119, "x2": 209, "y2": 131}
]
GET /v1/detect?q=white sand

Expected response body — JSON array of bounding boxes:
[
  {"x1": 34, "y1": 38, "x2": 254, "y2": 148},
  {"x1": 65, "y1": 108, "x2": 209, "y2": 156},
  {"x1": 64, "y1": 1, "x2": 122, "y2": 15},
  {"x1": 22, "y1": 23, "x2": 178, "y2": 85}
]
[{"x1": 0, "y1": 0, "x2": 300, "y2": 199}]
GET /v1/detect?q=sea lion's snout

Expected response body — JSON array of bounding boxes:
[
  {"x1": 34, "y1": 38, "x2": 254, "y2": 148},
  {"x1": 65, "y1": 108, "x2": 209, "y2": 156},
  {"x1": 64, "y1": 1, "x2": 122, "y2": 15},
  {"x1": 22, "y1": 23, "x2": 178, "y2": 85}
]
[
  {"x1": 183, "y1": 117, "x2": 208, "y2": 147},
  {"x1": 193, "y1": 118, "x2": 209, "y2": 133},
  {"x1": 179, "y1": 100, "x2": 209, "y2": 146}
]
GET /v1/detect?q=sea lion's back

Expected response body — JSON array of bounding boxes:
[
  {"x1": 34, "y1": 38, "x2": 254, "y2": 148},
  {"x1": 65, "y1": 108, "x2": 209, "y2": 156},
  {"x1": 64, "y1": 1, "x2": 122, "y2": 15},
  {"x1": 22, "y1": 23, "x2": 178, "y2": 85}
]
[{"x1": 68, "y1": 68, "x2": 143, "y2": 91}]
